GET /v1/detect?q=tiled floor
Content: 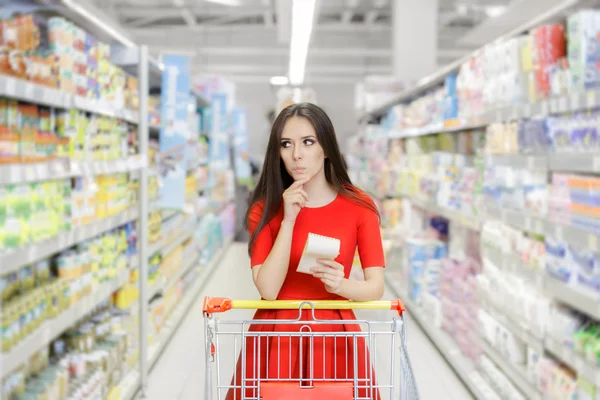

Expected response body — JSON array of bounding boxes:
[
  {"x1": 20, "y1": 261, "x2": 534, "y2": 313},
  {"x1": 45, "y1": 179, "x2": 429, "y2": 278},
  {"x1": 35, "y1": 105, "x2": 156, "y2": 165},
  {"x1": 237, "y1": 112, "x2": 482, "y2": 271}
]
[{"x1": 144, "y1": 242, "x2": 474, "y2": 400}]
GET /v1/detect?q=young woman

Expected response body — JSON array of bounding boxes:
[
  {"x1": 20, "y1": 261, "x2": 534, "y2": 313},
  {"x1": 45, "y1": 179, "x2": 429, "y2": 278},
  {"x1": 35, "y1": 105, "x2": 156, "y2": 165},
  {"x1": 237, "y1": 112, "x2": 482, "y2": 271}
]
[{"x1": 227, "y1": 102, "x2": 385, "y2": 399}]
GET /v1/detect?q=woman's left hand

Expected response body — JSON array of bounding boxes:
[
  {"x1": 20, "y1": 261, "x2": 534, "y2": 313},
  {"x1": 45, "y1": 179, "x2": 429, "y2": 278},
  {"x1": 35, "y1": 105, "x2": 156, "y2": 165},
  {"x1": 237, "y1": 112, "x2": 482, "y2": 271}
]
[{"x1": 311, "y1": 259, "x2": 345, "y2": 294}]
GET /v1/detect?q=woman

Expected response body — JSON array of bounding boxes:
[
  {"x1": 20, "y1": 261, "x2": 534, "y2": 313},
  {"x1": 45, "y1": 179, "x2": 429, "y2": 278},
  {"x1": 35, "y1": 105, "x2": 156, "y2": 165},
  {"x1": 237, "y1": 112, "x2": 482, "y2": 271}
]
[{"x1": 227, "y1": 102, "x2": 385, "y2": 399}]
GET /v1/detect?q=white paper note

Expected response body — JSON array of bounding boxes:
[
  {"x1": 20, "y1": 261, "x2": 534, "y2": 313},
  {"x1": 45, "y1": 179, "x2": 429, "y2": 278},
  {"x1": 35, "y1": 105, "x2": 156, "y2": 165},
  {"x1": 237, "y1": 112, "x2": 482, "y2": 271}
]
[{"x1": 296, "y1": 233, "x2": 341, "y2": 275}]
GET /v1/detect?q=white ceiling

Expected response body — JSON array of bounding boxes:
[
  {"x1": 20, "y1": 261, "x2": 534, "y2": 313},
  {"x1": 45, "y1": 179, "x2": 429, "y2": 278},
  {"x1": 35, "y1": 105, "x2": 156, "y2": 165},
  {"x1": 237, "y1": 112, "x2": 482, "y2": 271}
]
[{"x1": 95, "y1": 0, "x2": 516, "y2": 85}]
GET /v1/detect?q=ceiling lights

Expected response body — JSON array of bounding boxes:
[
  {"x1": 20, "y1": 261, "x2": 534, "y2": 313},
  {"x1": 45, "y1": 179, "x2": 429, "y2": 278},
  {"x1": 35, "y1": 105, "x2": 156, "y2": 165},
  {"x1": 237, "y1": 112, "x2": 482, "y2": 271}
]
[
  {"x1": 205, "y1": 0, "x2": 242, "y2": 6},
  {"x1": 270, "y1": 76, "x2": 289, "y2": 85},
  {"x1": 485, "y1": 5, "x2": 507, "y2": 18},
  {"x1": 289, "y1": 0, "x2": 317, "y2": 86}
]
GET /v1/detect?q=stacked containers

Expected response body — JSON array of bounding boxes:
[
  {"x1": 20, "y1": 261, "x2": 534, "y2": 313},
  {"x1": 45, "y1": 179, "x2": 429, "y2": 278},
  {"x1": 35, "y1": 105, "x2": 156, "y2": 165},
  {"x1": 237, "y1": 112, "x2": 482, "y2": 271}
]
[
  {"x1": 531, "y1": 23, "x2": 566, "y2": 99},
  {"x1": 567, "y1": 10, "x2": 600, "y2": 92}
]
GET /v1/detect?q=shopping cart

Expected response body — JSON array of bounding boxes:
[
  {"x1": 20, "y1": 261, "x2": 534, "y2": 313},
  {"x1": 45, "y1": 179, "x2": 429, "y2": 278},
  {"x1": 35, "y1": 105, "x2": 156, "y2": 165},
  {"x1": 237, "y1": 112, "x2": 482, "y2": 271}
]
[{"x1": 203, "y1": 297, "x2": 419, "y2": 400}]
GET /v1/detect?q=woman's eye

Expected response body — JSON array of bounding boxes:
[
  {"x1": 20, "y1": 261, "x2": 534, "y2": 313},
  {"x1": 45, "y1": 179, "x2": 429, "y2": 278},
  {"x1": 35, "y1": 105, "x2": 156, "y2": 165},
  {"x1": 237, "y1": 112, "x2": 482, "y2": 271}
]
[
  {"x1": 304, "y1": 139, "x2": 315, "y2": 146},
  {"x1": 280, "y1": 141, "x2": 291, "y2": 148}
]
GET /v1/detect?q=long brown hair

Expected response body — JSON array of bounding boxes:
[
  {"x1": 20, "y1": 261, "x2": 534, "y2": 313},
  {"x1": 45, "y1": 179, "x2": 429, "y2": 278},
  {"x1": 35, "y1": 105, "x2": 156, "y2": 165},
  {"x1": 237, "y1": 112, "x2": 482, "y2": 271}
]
[{"x1": 246, "y1": 102, "x2": 379, "y2": 254}]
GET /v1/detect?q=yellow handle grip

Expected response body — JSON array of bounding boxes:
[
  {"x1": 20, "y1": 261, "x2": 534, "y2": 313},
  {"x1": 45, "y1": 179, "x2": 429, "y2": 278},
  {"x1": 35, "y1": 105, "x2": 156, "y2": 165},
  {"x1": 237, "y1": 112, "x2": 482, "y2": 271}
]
[{"x1": 203, "y1": 297, "x2": 405, "y2": 316}]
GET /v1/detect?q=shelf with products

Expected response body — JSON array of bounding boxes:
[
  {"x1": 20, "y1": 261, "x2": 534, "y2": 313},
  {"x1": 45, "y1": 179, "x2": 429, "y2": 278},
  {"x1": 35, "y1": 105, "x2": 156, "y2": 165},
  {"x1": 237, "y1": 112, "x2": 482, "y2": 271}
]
[
  {"x1": 0, "y1": 206, "x2": 139, "y2": 275},
  {"x1": 360, "y1": 4, "x2": 599, "y2": 122},
  {"x1": 385, "y1": 274, "x2": 500, "y2": 400},
  {"x1": 0, "y1": 154, "x2": 148, "y2": 186},
  {"x1": 481, "y1": 341, "x2": 541, "y2": 400},
  {"x1": 147, "y1": 236, "x2": 233, "y2": 370},
  {"x1": 0, "y1": 268, "x2": 131, "y2": 378},
  {"x1": 0, "y1": 10, "x2": 140, "y2": 122}
]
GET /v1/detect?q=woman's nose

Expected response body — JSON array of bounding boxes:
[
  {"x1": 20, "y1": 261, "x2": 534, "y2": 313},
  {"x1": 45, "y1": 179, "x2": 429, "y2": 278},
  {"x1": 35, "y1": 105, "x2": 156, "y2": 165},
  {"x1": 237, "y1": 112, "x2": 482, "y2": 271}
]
[{"x1": 293, "y1": 147, "x2": 302, "y2": 160}]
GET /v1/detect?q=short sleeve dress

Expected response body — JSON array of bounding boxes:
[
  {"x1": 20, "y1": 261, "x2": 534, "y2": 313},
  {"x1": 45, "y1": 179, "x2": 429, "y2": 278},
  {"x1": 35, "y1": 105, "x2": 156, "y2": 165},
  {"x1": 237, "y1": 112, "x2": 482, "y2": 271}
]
[{"x1": 226, "y1": 190, "x2": 385, "y2": 400}]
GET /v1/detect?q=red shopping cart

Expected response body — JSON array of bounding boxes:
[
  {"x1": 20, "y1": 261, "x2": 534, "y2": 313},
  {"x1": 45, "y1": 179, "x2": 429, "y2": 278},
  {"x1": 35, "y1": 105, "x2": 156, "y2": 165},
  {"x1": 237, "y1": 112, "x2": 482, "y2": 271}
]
[{"x1": 203, "y1": 297, "x2": 419, "y2": 400}]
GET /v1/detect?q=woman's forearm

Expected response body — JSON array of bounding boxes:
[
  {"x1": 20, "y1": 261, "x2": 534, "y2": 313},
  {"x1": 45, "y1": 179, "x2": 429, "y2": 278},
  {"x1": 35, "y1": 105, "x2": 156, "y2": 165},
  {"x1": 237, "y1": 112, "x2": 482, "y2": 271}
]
[
  {"x1": 254, "y1": 219, "x2": 295, "y2": 300},
  {"x1": 336, "y1": 276, "x2": 384, "y2": 302}
]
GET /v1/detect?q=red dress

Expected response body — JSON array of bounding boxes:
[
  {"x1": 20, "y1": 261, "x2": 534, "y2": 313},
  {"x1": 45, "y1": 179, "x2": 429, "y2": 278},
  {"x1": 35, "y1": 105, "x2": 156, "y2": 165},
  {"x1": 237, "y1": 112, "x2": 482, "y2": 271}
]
[{"x1": 226, "y1": 191, "x2": 385, "y2": 400}]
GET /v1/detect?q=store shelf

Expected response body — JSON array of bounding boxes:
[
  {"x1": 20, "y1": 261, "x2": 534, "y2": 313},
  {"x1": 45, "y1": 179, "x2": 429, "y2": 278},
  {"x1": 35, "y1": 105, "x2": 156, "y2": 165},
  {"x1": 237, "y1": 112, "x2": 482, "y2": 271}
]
[
  {"x1": 408, "y1": 196, "x2": 482, "y2": 231},
  {"x1": 484, "y1": 205, "x2": 600, "y2": 252},
  {"x1": 481, "y1": 341, "x2": 541, "y2": 399},
  {"x1": 113, "y1": 370, "x2": 140, "y2": 400},
  {"x1": 148, "y1": 225, "x2": 195, "y2": 258},
  {"x1": 545, "y1": 336, "x2": 600, "y2": 387},
  {"x1": 148, "y1": 236, "x2": 233, "y2": 370},
  {"x1": 481, "y1": 153, "x2": 600, "y2": 173},
  {"x1": 483, "y1": 305, "x2": 544, "y2": 353},
  {"x1": 0, "y1": 269, "x2": 130, "y2": 377},
  {"x1": 485, "y1": 154, "x2": 548, "y2": 170},
  {"x1": 548, "y1": 153, "x2": 600, "y2": 173},
  {"x1": 0, "y1": 207, "x2": 139, "y2": 275},
  {"x1": 483, "y1": 246, "x2": 543, "y2": 289},
  {"x1": 385, "y1": 274, "x2": 498, "y2": 400},
  {"x1": 0, "y1": 75, "x2": 139, "y2": 123},
  {"x1": 544, "y1": 275, "x2": 600, "y2": 320},
  {"x1": 150, "y1": 252, "x2": 200, "y2": 298},
  {"x1": 0, "y1": 154, "x2": 148, "y2": 185}
]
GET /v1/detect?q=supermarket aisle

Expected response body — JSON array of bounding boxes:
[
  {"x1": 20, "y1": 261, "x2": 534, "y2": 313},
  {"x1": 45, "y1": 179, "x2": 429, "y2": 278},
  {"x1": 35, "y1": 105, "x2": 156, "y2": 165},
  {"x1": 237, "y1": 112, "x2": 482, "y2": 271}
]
[{"x1": 145, "y1": 242, "x2": 473, "y2": 400}]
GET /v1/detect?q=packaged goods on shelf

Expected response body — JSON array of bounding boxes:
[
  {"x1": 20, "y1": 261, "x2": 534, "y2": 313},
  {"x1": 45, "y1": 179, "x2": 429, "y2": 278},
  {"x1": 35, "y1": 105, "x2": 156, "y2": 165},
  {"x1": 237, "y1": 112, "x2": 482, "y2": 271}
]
[
  {"x1": 480, "y1": 356, "x2": 527, "y2": 400},
  {"x1": 0, "y1": 13, "x2": 138, "y2": 113},
  {"x1": 0, "y1": 180, "x2": 71, "y2": 251},
  {"x1": 354, "y1": 75, "x2": 405, "y2": 113},
  {"x1": 2, "y1": 298, "x2": 140, "y2": 400}
]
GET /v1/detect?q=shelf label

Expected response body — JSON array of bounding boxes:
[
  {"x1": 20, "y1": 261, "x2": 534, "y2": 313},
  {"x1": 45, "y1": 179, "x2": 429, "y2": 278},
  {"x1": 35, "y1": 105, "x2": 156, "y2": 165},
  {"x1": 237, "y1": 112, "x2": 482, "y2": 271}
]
[
  {"x1": 559, "y1": 97, "x2": 568, "y2": 112},
  {"x1": 43, "y1": 89, "x2": 54, "y2": 104},
  {"x1": 589, "y1": 235, "x2": 599, "y2": 251},
  {"x1": 593, "y1": 156, "x2": 600, "y2": 172},
  {"x1": 571, "y1": 93, "x2": 581, "y2": 110},
  {"x1": 525, "y1": 218, "x2": 533, "y2": 231},
  {"x1": 556, "y1": 226, "x2": 564, "y2": 241},
  {"x1": 5, "y1": 78, "x2": 15, "y2": 95},
  {"x1": 24, "y1": 83, "x2": 34, "y2": 99},
  {"x1": 25, "y1": 166, "x2": 35, "y2": 181},
  {"x1": 587, "y1": 92, "x2": 597, "y2": 108}
]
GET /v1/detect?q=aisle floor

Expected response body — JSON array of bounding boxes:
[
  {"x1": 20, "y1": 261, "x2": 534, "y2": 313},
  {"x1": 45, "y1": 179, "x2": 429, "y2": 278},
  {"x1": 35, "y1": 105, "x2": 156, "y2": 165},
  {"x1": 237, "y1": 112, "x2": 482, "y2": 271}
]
[{"x1": 144, "y1": 242, "x2": 473, "y2": 400}]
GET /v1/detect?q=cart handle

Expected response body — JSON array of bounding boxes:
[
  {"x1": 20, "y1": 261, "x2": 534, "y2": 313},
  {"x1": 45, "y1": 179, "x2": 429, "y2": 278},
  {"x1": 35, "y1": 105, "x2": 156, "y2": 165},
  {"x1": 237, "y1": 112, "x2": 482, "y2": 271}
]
[{"x1": 203, "y1": 297, "x2": 405, "y2": 316}]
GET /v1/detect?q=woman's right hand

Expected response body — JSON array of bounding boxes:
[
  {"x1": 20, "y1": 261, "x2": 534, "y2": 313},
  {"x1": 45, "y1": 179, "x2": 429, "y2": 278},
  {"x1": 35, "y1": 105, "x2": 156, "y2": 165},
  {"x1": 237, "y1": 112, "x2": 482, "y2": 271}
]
[{"x1": 282, "y1": 178, "x2": 309, "y2": 222}]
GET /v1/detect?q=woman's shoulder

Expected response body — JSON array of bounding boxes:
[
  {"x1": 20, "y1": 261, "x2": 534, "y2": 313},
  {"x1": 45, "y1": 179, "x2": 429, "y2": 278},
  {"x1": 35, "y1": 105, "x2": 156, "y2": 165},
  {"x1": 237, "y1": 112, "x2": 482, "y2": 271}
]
[
  {"x1": 248, "y1": 199, "x2": 283, "y2": 223},
  {"x1": 339, "y1": 185, "x2": 378, "y2": 209}
]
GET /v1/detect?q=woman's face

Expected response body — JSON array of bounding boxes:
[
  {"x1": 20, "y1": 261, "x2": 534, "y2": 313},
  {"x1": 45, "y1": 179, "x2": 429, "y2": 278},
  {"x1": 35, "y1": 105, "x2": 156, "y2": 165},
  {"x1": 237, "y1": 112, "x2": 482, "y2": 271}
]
[{"x1": 279, "y1": 116, "x2": 325, "y2": 182}]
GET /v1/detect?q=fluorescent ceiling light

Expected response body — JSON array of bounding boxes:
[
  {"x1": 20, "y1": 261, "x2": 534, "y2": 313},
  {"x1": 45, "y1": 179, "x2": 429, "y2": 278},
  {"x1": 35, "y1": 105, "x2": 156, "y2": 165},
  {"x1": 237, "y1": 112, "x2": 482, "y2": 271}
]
[
  {"x1": 205, "y1": 0, "x2": 241, "y2": 6},
  {"x1": 270, "y1": 76, "x2": 289, "y2": 85},
  {"x1": 485, "y1": 5, "x2": 507, "y2": 18},
  {"x1": 289, "y1": 0, "x2": 317, "y2": 86},
  {"x1": 62, "y1": 0, "x2": 136, "y2": 47}
]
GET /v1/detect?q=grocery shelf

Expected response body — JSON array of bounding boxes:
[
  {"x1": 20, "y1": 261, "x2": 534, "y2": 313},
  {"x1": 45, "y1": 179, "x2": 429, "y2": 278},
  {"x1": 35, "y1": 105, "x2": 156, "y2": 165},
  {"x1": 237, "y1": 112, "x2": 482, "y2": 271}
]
[
  {"x1": 484, "y1": 154, "x2": 548, "y2": 170},
  {"x1": 148, "y1": 236, "x2": 233, "y2": 370},
  {"x1": 150, "y1": 251, "x2": 200, "y2": 298},
  {"x1": 385, "y1": 274, "x2": 497, "y2": 400},
  {"x1": 0, "y1": 75, "x2": 139, "y2": 124},
  {"x1": 548, "y1": 153, "x2": 600, "y2": 173},
  {"x1": 545, "y1": 336, "x2": 600, "y2": 387},
  {"x1": 0, "y1": 269, "x2": 130, "y2": 377},
  {"x1": 481, "y1": 341, "x2": 541, "y2": 400},
  {"x1": 407, "y1": 195, "x2": 482, "y2": 231},
  {"x1": 0, "y1": 207, "x2": 140, "y2": 275},
  {"x1": 113, "y1": 370, "x2": 140, "y2": 400},
  {"x1": 544, "y1": 275, "x2": 600, "y2": 320},
  {"x1": 484, "y1": 204, "x2": 600, "y2": 252},
  {"x1": 482, "y1": 305, "x2": 544, "y2": 353},
  {"x1": 483, "y1": 246, "x2": 543, "y2": 289},
  {"x1": 0, "y1": 154, "x2": 148, "y2": 185},
  {"x1": 148, "y1": 225, "x2": 195, "y2": 258}
]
